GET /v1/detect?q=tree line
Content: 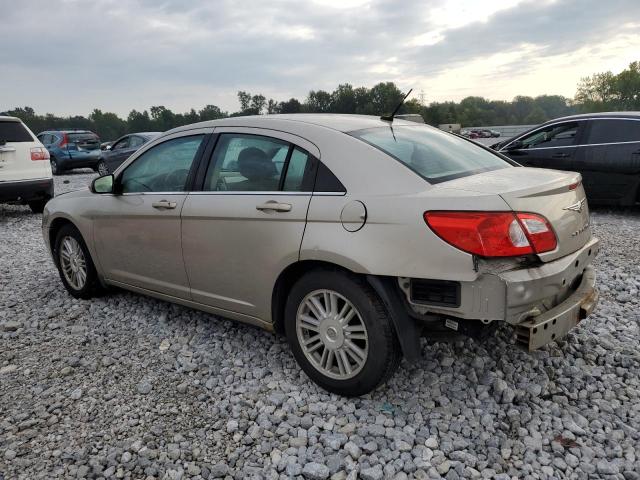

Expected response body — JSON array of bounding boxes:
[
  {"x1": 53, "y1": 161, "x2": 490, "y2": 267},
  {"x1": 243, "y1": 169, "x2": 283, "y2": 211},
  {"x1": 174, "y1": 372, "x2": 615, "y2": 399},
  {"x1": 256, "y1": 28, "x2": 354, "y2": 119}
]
[{"x1": 3, "y1": 61, "x2": 638, "y2": 141}]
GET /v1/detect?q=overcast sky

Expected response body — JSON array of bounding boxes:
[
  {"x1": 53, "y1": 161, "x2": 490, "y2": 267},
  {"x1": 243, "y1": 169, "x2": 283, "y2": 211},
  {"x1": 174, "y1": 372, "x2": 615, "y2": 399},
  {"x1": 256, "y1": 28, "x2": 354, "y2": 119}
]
[{"x1": 1, "y1": 0, "x2": 639, "y2": 117}]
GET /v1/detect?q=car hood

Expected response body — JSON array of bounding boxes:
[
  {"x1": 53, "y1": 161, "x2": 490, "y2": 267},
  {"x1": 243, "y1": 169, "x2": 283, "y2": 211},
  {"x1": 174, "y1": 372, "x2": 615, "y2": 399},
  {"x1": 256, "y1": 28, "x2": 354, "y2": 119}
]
[{"x1": 433, "y1": 167, "x2": 592, "y2": 262}]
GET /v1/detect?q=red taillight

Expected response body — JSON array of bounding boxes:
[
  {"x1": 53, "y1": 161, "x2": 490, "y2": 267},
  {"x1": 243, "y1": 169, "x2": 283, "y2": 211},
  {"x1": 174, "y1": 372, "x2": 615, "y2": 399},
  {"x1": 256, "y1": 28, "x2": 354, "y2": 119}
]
[
  {"x1": 424, "y1": 211, "x2": 557, "y2": 257},
  {"x1": 58, "y1": 133, "x2": 68, "y2": 149},
  {"x1": 31, "y1": 147, "x2": 50, "y2": 161}
]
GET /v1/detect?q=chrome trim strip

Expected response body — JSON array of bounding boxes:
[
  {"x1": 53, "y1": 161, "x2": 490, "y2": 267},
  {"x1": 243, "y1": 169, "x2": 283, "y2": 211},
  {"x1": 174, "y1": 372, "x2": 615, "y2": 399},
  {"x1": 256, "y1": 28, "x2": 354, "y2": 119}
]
[{"x1": 501, "y1": 139, "x2": 640, "y2": 152}]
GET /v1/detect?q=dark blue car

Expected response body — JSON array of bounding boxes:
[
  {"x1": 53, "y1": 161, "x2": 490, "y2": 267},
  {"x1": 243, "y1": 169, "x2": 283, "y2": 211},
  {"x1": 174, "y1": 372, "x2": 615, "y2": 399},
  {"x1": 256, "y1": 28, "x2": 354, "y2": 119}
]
[
  {"x1": 37, "y1": 130, "x2": 102, "y2": 175},
  {"x1": 97, "y1": 132, "x2": 161, "y2": 175}
]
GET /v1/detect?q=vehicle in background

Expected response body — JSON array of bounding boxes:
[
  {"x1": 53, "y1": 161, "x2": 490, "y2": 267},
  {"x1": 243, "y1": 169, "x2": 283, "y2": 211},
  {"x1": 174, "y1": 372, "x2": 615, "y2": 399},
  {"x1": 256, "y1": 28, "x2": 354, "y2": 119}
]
[
  {"x1": 460, "y1": 129, "x2": 479, "y2": 139},
  {"x1": 37, "y1": 130, "x2": 101, "y2": 175},
  {"x1": 494, "y1": 112, "x2": 640, "y2": 206},
  {"x1": 43, "y1": 114, "x2": 598, "y2": 395},
  {"x1": 488, "y1": 129, "x2": 501, "y2": 138},
  {"x1": 0, "y1": 116, "x2": 53, "y2": 213},
  {"x1": 97, "y1": 132, "x2": 161, "y2": 175}
]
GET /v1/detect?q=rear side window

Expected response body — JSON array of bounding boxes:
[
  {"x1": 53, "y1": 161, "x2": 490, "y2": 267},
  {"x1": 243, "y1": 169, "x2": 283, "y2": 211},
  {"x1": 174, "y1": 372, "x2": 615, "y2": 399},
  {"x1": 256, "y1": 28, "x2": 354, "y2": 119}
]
[
  {"x1": 587, "y1": 119, "x2": 640, "y2": 144},
  {"x1": 0, "y1": 121, "x2": 33, "y2": 142},
  {"x1": 203, "y1": 134, "x2": 314, "y2": 192},
  {"x1": 350, "y1": 125, "x2": 509, "y2": 184}
]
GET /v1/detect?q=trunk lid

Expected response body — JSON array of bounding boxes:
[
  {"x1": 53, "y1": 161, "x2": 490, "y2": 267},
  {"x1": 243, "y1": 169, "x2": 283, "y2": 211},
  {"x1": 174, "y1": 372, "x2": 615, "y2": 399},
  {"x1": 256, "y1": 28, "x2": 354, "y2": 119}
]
[{"x1": 436, "y1": 167, "x2": 591, "y2": 261}]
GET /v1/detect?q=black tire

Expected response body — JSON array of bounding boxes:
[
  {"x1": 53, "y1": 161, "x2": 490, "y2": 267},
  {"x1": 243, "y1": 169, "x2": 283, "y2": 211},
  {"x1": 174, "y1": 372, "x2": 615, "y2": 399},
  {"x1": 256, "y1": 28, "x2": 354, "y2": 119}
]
[
  {"x1": 28, "y1": 198, "x2": 48, "y2": 213},
  {"x1": 284, "y1": 270, "x2": 401, "y2": 396},
  {"x1": 54, "y1": 224, "x2": 100, "y2": 299},
  {"x1": 50, "y1": 157, "x2": 62, "y2": 175},
  {"x1": 97, "y1": 160, "x2": 109, "y2": 176}
]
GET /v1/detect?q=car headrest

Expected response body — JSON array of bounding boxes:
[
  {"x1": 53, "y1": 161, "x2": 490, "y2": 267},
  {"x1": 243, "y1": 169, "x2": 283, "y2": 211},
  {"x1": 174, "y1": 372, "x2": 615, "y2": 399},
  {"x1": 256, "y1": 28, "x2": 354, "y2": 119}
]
[{"x1": 237, "y1": 147, "x2": 276, "y2": 181}]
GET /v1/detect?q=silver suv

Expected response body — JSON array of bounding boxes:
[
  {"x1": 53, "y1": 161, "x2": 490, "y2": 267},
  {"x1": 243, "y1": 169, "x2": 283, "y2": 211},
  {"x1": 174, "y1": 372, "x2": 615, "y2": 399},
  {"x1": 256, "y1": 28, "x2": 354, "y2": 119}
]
[{"x1": 42, "y1": 115, "x2": 599, "y2": 396}]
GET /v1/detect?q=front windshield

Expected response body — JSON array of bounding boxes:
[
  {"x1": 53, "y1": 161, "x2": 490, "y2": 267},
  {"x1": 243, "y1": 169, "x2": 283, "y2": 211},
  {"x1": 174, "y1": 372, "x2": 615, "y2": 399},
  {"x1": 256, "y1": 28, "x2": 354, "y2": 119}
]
[{"x1": 350, "y1": 125, "x2": 511, "y2": 183}]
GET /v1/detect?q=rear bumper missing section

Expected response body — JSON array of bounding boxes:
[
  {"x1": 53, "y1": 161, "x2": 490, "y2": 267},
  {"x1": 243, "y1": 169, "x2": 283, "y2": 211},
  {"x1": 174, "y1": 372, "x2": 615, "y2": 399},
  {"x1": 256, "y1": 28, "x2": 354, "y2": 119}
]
[{"x1": 514, "y1": 266, "x2": 598, "y2": 351}]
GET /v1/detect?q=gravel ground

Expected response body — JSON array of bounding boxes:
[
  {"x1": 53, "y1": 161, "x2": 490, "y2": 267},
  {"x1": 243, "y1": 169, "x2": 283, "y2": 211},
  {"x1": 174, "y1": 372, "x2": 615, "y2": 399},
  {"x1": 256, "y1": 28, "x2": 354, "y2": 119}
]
[{"x1": 1, "y1": 171, "x2": 639, "y2": 480}]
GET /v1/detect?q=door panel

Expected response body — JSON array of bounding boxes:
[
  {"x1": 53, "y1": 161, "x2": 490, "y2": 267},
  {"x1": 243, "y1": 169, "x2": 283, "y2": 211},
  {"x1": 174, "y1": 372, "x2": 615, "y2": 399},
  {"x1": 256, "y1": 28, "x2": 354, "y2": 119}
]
[
  {"x1": 181, "y1": 127, "x2": 319, "y2": 322},
  {"x1": 181, "y1": 193, "x2": 311, "y2": 319},
  {"x1": 92, "y1": 131, "x2": 209, "y2": 297},
  {"x1": 93, "y1": 194, "x2": 190, "y2": 297}
]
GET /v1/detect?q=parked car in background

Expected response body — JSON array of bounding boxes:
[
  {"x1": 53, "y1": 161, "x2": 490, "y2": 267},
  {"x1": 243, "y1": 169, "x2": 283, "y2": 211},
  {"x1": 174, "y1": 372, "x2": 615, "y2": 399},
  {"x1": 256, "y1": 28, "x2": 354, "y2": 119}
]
[
  {"x1": 97, "y1": 132, "x2": 161, "y2": 175},
  {"x1": 0, "y1": 116, "x2": 53, "y2": 212},
  {"x1": 43, "y1": 114, "x2": 599, "y2": 395},
  {"x1": 494, "y1": 112, "x2": 640, "y2": 206},
  {"x1": 37, "y1": 130, "x2": 101, "y2": 175}
]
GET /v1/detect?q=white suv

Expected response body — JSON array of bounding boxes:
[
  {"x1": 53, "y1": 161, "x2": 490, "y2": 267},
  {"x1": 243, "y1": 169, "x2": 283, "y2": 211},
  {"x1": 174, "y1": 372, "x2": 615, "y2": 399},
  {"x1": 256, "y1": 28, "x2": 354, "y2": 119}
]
[{"x1": 0, "y1": 116, "x2": 53, "y2": 213}]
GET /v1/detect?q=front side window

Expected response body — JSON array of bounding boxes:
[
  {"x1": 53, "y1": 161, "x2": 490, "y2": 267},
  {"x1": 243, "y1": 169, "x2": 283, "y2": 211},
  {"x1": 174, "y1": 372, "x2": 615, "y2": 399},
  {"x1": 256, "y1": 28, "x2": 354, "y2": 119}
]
[
  {"x1": 120, "y1": 135, "x2": 204, "y2": 193},
  {"x1": 204, "y1": 134, "x2": 311, "y2": 192},
  {"x1": 129, "y1": 136, "x2": 145, "y2": 148},
  {"x1": 519, "y1": 122, "x2": 579, "y2": 149},
  {"x1": 112, "y1": 137, "x2": 130, "y2": 150},
  {"x1": 587, "y1": 119, "x2": 640, "y2": 144},
  {"x1": 350, "y1": 125, "x2": 510, "y2": 183}
]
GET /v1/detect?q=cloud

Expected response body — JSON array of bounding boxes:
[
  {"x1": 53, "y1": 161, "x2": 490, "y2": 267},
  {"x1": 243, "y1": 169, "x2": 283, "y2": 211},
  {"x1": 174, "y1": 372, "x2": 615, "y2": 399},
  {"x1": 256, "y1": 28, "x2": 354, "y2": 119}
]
[{"x1": 0, "y1": 0, "x2": 638, "y2": 116}]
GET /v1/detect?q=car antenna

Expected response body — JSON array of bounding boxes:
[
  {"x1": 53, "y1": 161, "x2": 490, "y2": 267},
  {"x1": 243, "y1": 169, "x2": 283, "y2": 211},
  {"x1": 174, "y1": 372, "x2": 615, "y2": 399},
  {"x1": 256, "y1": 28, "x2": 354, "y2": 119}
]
[{"x1": 380, "y1": 88, "x2": 413, "y2": 122}]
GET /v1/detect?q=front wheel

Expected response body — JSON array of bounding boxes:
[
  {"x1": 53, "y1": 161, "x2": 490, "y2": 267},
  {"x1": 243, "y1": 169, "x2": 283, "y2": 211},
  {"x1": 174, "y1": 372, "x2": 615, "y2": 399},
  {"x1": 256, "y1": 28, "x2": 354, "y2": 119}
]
[
  {"x1": 97, "y1": 160, "x2": 109, "y2": 176},
  {"x1": 54, "y1": 224, "x2": 100, "y2": 299},
  {"x1": 285, "y1": 270, "x2": 401, "y2": 396}
]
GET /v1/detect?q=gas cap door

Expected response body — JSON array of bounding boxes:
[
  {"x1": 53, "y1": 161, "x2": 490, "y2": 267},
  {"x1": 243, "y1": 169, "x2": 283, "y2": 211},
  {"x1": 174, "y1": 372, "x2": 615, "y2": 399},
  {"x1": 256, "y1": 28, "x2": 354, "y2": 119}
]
[{"x1": 340, "y1": 200, "x2": 367, "y2": 232}]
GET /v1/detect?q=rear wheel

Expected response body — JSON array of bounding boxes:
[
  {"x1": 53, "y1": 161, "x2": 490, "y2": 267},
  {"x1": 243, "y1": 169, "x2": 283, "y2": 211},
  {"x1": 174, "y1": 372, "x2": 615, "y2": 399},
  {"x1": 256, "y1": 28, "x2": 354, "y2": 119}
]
[
  {"x1": 285, "y1": 270, "x2": 401, "y2": 396},
  {"x1": 28, "y1": 198, "x2": 48, "y2": 213},
  {"x1": 54, "y1": 224, "x2": 100, "y2": 299},
  {"x1": 50, "y1": 157, "x2": 62, "y2": 175}
]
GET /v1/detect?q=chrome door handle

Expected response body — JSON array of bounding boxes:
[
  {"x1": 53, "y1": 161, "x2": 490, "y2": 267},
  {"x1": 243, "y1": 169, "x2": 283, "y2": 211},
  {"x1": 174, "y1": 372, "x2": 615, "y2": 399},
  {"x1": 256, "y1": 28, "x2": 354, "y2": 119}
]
[
  {"x1": 152, "y1": 200, "x2": 177, "y2": 209},
  {"x1": 256, "y1": 201, "x2": 292, "y2": 212},
  {"x1": 0, "y1": 146, "x2": 16, "y2": 153}
]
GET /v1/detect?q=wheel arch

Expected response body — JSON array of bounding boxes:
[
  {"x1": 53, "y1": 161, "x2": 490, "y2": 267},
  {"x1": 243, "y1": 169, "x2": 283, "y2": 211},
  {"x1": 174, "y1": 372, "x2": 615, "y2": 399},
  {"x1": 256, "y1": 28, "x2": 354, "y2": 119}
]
[
  {"x1": 271, "y1": 260, "x2": 355, "y2": 334},
  {"x1": 271, "y1": 260, "x2": 422, "y2": 362}
]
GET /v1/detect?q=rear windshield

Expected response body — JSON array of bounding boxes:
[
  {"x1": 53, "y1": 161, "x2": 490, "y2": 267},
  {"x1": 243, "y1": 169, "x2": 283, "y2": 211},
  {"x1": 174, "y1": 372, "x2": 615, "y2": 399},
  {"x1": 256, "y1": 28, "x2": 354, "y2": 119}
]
[
  {"x1": 350, "y1": 125, "x2": 511, "y2": 183},
  {"x1": 67, "y1": 133, "x2": 100, "y2": 143},
  {"x1": 0, "y1": 121, "x2": 33, "y2": 143}
]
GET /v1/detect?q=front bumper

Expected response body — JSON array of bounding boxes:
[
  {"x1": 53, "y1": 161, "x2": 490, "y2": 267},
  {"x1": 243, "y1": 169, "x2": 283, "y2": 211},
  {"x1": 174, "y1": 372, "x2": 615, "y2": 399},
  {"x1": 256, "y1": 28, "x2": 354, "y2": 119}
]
[
  {"x1": 0, "y1": 177, "x2": 54, "y2": 203},
  {"x1": 514, "y1": 266, "x2": 597, "y2": 350}
]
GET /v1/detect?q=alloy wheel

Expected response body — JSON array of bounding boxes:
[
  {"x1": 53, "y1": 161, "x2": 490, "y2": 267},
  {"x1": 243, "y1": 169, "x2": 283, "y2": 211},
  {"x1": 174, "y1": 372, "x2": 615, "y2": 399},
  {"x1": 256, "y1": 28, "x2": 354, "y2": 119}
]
[
  {"x1": 50, "y1": 159, "x2": 58, "y2": 174},
  {"x1": 296, "y1": 289, "x2": 369, "y2": 380},
  {"x1": 97, "y1": 161, "x2": 109, "y2": 176},
  {"x1": 59, "y1": 236, "x2": 87, "y2": 290}
]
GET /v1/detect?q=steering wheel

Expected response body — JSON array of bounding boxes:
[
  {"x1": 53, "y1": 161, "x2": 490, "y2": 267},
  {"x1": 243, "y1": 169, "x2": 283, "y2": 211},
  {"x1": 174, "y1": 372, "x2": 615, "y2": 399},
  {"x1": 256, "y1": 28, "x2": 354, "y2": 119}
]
[{"x1": 163, "y1": 169, "x2": 190, "y2": 190}]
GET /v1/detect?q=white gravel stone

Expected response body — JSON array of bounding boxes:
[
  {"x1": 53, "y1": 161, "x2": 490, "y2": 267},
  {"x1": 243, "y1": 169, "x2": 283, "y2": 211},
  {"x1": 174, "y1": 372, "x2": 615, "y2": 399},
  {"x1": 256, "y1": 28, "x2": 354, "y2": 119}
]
[{"x1": 1, "y1": 174, "x2": 639, "y2": 479}]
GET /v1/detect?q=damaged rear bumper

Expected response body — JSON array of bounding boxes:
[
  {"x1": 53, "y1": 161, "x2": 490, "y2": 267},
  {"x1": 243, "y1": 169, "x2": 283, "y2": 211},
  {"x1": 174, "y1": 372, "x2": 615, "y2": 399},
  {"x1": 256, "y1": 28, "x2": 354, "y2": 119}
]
[{"x1": 514, "y1": 266, "x2": 598, "y2": 350}]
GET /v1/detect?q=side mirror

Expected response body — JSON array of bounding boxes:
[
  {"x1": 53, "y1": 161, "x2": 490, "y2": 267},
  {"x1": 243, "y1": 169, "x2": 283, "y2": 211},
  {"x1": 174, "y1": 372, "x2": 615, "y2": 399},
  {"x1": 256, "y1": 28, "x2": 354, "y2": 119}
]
[
  {"x1": 91, "y1": 174, "x2": 115, "y2": 194},
  {"x1": 106, "y1": 144, "x2": 112, "y2": 150}
]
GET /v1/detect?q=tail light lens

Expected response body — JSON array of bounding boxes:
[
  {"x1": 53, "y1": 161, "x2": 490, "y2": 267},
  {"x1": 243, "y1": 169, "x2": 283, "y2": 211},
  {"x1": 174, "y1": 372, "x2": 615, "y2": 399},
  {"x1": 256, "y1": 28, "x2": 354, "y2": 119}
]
[
  {"x1": 58, "y1": 133, "x2": 68, "y2": 149},
  {"x1": 31, "y1": 147, "x2": 50, "y2": 161},
  {"x1": 424, "y1": 211, "x2": 557, "y2": 257}
]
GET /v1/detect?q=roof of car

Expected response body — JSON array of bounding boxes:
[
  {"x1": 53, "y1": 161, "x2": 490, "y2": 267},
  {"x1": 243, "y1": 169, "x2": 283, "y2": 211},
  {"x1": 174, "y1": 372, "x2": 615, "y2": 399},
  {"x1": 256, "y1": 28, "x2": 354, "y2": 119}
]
[
  {"x1": 169, "y1": 114, "x2": 419, "y2": 134},
  {"x1": 39, "y1": 129, "x2": 96, "y2": 134},
  {"x1": 134, "y1": 131, "x2": 162, "y2": 137},
  {"x1": 0, "y1": 116, "x2": 21, "y2": 122},
  {"x1": 542, "y1": 111, "x2": 640, "y2": 124}
]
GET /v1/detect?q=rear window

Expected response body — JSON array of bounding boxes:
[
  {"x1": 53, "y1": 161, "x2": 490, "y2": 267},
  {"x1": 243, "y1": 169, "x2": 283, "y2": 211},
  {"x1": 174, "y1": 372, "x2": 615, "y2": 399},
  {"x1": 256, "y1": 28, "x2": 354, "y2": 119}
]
[
  {"x1": 350, "y1": 125, "x2": 510, "y2": 183},
  {"x1": 0, "y1": 121, "x2": 33, "y2": 142},
  {"x1": 67, "y1": 133, "x2": 100, "y2": 143}
]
